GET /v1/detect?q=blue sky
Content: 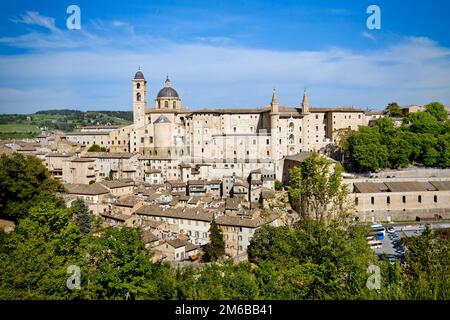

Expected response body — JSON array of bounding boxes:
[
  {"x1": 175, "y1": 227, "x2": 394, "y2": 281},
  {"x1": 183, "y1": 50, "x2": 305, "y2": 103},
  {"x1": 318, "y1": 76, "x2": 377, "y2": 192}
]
[{"x1": 0, "y1": 0, "x2": 450, "y2": 113}]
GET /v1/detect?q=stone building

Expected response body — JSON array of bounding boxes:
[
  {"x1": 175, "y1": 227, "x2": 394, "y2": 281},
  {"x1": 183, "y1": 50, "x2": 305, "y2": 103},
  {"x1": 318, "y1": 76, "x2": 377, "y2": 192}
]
[{"x1": 66, "y1": 69, "x2": 378, "y2": 185}]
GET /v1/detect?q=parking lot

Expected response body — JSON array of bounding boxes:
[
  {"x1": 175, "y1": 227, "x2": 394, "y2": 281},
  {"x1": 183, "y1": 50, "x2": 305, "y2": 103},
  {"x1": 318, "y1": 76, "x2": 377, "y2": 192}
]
[{"x1": 372, "y1": 224, "x2": 431, "y2": 263}]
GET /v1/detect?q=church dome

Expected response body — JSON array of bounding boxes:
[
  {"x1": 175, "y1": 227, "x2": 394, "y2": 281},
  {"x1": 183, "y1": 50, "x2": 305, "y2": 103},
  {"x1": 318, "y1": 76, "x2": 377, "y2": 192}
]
[
  {"x1": 134, "y1": 70, "x2": 145, "y2": 79},
  {"x1": 153, "y1": 115, "x2": 171, "y2": 124},
  {"x1": 157, "y1": 76, "x2": 179, "y2": 98}
]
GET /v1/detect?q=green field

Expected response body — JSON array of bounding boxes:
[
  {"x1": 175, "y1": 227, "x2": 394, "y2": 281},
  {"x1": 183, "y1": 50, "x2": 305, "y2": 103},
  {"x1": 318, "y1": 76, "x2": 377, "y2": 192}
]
[
  {"x1": 0, "y1": 123, "x2": 41, "y2": 139},
  {"x1": 0, "y1": 123, "x2": 41, "y2": 133}
]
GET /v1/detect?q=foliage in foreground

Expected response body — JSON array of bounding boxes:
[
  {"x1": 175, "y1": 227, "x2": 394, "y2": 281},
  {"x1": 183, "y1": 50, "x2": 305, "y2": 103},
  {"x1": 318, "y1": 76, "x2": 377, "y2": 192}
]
[{"x1": 0, "y1": 152, "x2": 449, "y2": 300}]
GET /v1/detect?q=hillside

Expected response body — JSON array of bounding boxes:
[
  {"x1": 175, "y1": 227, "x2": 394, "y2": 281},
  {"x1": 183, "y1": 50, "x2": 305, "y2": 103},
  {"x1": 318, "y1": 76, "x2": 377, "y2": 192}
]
[{"x1": 0, "y1": 109, "x2": 133, "y2": 139}]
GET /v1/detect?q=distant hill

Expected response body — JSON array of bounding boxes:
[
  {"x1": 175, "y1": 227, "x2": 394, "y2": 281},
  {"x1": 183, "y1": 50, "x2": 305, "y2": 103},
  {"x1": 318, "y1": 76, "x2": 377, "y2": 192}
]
[{"x1": 0, "y1": 109, "x2": 133, "y2": 140}]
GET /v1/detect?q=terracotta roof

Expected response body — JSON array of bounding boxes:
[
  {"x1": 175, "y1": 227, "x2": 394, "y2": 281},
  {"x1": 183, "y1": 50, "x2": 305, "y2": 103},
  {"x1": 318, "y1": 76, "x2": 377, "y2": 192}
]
[
  {"x1": 166, "y1": 239, "x2": 188, "y2": 248},
  {"x1": 225, "y1": 198, "x2": 241, "y2": 211},
  {"x1": 65, "y1": 131, "x2": 110, "y2": 136},
  {"x1": 354, "y1": 182, "x2": 388, "y2": 193},
  {"x1": 145, "y1": 169, "x2": 161, "y2": 174},
  {"x1": 385, "y1": 182, "x2": 437, "y2": 192},
  {"x1": 46, "y1": 152, "x2": 73, "y2": 157},
  {"x1": 115, "y1": 195, "x2": 142, "y2": 207},
  {"x1": 216, "y1": 212, "x2": 279, "y2": 228},
  {"x1": 168, "y1": 180, "x2": 186, "y2": 187},
  {"x1": 82, "y1": 152, "x2": 135, "y2": 159},
  {"x1": 71, "y1": 158, "x2": 95, "y2": 163},
  {"x1": 64, "y1": 183, "x2": 110, "y2": 195},
  {"x1": 354, "y1": 181, "x2": 440, "y2": 193},
  {"x1": 429, "y1": 181, "x2": 450, "y2": 191},
  {"x1": 136, "y1": 205, "x2": 215, "y2": 222},
  {"x1": 143, "y1": 220, "x2": 164, "y2": 229},
  {"x1": 100, "y1": 179, "x2": 135, "y2": 189},
  {"x1": 142, "y1": 230, "x2": 159, "y2": 243}
]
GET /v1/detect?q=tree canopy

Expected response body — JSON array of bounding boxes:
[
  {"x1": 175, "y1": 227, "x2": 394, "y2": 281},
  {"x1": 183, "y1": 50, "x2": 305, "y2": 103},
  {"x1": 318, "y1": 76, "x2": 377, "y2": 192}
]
[{"x1": 344, "y1": 103, "x2": 450, "y2": 172}]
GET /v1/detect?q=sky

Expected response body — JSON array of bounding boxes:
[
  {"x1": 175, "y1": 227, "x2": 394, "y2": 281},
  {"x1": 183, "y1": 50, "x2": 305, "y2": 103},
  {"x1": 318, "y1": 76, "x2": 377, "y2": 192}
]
[{"x1": 0, "y1": 0, "x2": 449, "y2": 114}]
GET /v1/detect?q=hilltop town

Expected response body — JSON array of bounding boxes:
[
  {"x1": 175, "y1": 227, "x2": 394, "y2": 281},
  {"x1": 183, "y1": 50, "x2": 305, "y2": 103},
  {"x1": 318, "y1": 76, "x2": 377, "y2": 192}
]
[{"x1": 1, "y1": 70, "x2": 450, "y2": 263}]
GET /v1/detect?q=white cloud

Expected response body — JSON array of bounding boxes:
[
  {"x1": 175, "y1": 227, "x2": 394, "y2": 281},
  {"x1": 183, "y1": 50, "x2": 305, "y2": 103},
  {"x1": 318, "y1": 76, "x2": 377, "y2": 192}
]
[
  {"x1": 0, "y1": 15, "x2": 450, "y2": 113},
  {"x1": 362, "y1": 31, "x2": 376, "y2": 42},
  {"x1": 10, "y1": 11, "x2": 60, "y2": 34}
]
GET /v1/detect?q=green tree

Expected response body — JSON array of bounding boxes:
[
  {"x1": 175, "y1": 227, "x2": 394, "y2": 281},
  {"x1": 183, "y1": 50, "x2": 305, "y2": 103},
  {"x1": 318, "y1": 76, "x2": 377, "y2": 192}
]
[
  {"x1": 425, "y1": 102, "x2": 448, "y2": 122},
  {"x1": 287, "y1": 152, "x2": 348, "y2": 223},
  {"x1": 344, "y1": 126, "x2": 389, "y2": 172},
  {"x1": 405, "y1": 111, "x2": 442, "y2": 134},
  {"x1": 87, "y1": 144, "x2": 107, "y2": 152},
  {"x1": 203, "y1": 218, "x2": 225, "y2": 262},
  {"x1": 384, "y1": 102, "x2": 403, "y2": 117},
  {"x1": 71, "y1": 198, "x2": 92, "y2": 235},
  {"x1": 0, "y1": 154, "x2": 63, "y2": 220},
  {"x1": 274, "y1": 180, "x2": 283, "y2": 191}
]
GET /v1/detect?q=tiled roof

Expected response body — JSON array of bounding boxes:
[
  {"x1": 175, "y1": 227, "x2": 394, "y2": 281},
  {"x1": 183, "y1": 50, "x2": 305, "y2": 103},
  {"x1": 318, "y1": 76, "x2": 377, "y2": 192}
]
[
  {"x1": 46, "y1": 152, "x2": 73, "y2": 157},
  {"x1": 136, "y1": 205, "x2": 215, "y2": 222},
  {"x1": 100, "y1": 179, "x2": 135, "y2": 189},
  {"x1": 115, "y1": 195, "x2": 142, "y2": 207},
  {"x1": 64, "y1": 183, "x2": 110, "y2": 195},
  {"x1": 82, "y1": 152, "x2": 135, "y2": 159}
]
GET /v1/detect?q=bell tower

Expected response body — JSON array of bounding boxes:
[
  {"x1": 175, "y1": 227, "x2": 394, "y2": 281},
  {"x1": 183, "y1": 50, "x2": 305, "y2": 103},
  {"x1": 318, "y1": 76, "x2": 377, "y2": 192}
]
[{"x1": 133, "y1": 68, "x2": 147, "y2": 128}]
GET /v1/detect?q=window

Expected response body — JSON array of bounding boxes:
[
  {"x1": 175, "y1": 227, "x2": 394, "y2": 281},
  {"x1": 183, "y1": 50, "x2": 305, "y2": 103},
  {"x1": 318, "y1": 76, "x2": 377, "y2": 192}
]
[
  {"x1": 137, "y1": 83, "x2": 141, "y2": 89},
  {"x1": 434, "y1": 195, "x2": 438, "y2": 203},
  {"x1": 266, "y1": 139, "x2": 270, "y2": 145},
  {"x1": 141, "y1": 137, "x2": 144, "y2": 143},
  {"x1": 233, "y1": 127, "x2": 236, "y2": 132},
  {"x1": 387, "y1": 196, "x2": 390, "y2": 204},
  {"x1": 288, "y1": 134, "x2": 294, "y2": 145},
  {"x1": 288, "y1": 122, "x2": 294, "y2": 133},
  {"x1": 418, "y1": 195, "x2": 422, "y2": 203},
  {"x1": 402, "y1": 196, "x2": 406, "y2": 203},
  {"x1": 136, "y1": 92, "x2": 141, "y2": 101},
  {"x1": 173, "y1": 101, "x2": 176, "y2": 109},
  {"x1": 371, "y1": 197, "x2": 375, "y2": 205},
  {"x1": 355, "y1": 197, "x2": 359, "y2": 205},
  {"x1": 164, "y1": 101, "x2": 168, "y2": 108}
]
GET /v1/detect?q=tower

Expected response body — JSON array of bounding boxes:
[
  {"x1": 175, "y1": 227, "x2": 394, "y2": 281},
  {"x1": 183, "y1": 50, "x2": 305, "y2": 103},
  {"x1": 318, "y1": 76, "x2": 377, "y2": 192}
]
[
  {"x1": 133, "y1": 68, "x2": 147, "y2": 128},
  {"x1": 301, "y1": 89, "x2": 310, "y2": 114},
  {"x1": 269, "y1": 89, "x2": 280, "y2": 171},
  {"x1": 270, "y1": 88, "x2": 279, "y2": 113}
]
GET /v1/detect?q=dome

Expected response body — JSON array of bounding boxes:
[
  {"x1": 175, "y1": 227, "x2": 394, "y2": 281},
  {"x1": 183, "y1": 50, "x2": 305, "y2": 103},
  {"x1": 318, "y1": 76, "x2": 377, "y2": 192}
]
[
  {"x1": 153, "y1": 115, "x2": 171, "y2": 124},
  {"x1": 157, "y1": 87, "x2": 179, "y2": 98},
  {"x1": 156, "y1": 76, "x2": 179, "y2": 99},
  {"x1": 134, "y1": 70, "x2": 145, "y2": 79}
]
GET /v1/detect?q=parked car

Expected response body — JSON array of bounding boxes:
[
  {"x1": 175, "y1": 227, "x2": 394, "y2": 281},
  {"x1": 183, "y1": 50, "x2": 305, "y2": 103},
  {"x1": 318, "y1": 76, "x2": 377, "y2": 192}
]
[{"x1": 387, "y1": 255, "x2": 397, "y2": 265}]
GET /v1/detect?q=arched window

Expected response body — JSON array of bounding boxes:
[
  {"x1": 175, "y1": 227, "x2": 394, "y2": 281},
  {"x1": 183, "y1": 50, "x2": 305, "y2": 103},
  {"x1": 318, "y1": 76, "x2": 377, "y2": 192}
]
[
  {"x1": 164, "y1": 101, "x2": 168, "y2": 108},
  {"x1": 288, "y1": 134, "x2": 294, "y2": 145},
  {"x1": 136, "y1": 83, "x2": 141, "y2": 89},
  {"x1": 173, "y1": 101, "x2": 176, "y2": 109},
  {"x1": 288, "y1": 122, "x2": 294, "y2": 133},
  {"x1": 136, "y1": 92, "x2": 141, "y2": 102},
  {"x1": 158, "y1": 101, "x2": 160, "y2": 109}
]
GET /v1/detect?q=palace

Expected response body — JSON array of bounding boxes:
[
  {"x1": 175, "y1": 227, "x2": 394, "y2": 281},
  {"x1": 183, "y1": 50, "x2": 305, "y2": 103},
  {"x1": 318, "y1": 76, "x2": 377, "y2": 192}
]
[{"x1": 66, "y1": 69, "x2": 380, "y2": 185}]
